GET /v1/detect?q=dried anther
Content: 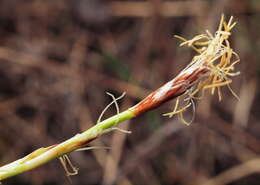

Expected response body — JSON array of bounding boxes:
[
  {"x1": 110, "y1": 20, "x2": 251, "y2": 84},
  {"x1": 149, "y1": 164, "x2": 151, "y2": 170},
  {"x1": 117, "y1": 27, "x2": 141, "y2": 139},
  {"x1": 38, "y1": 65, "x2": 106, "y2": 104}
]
[
  {"x1": 97, "y1": 92, "x2": 132, "y2": 135},
  {"x1": 164, "y1": 15, "x2": 240, "y2": 124},
  {"x1": 59, "y1": 155, "x2": 79, "y2": 177},
  {"x1": 97, "y1": 92, "x2": 126, "y2": 124}
]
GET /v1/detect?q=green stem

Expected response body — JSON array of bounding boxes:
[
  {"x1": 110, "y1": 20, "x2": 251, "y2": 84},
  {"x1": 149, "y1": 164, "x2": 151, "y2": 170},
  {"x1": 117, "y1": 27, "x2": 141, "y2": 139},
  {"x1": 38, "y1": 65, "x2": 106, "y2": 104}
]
[{"x1": 0, "y1": 109, "x2": 135, "y2": 180}]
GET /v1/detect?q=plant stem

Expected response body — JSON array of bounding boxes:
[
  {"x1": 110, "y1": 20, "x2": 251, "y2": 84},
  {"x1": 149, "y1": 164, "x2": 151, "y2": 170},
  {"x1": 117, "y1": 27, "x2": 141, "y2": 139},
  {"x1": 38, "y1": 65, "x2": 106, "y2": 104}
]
[
  {"x1": 0, "y1": 15, "x2": 239, "y2": 181},
  {"x1": 0, "y1": 59, "x2": 208, "y2": 180},
  {"x1": 0, "y1": 110, "x2": 135, "y2": 180}
]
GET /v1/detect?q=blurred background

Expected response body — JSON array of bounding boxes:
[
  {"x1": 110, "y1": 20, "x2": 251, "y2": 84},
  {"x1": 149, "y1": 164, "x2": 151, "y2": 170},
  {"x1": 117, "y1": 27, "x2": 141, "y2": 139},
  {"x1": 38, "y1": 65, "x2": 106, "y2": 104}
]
[{"x1": 0, "y1": 0, "x2": 259, "y2": 185}]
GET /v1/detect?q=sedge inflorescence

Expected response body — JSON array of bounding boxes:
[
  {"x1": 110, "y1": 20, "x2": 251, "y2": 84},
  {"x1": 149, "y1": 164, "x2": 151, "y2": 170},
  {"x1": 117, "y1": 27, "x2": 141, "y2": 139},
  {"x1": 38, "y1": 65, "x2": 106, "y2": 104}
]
[{"x1": 164, "y1": 15, "x2": 240, "y2": 125}]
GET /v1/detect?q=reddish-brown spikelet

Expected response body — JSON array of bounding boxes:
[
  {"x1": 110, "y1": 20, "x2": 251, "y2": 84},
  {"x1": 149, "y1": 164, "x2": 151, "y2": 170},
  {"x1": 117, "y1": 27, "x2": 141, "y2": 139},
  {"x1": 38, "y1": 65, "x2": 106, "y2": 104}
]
[
  {"x1": 131, "y1": 15, "x2": 239, "y2": 118},
  {"x1": 130, "y1": 66, "x2": 209, "y2": 116}
]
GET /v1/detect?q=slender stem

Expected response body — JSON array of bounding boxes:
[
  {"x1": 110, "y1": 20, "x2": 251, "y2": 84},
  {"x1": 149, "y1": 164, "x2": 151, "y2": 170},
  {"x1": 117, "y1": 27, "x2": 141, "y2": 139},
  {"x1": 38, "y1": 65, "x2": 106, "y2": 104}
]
[
  {"x1": 0, "y1": 110, "x2": 135, "y2": 180},
  {"x1": 0, "y1": 58, "x2": 209, "y2": 181},
  {"x1": 0, "y1": 15, "x2": 238, "y2": 181}
]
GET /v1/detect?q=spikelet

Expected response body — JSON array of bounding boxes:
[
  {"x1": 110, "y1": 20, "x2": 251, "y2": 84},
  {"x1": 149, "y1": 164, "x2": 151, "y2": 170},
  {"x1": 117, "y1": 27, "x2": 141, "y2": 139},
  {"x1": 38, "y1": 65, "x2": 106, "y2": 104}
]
[{"x1": 164, "y1": 15, "x2": 240, "y2": 125}]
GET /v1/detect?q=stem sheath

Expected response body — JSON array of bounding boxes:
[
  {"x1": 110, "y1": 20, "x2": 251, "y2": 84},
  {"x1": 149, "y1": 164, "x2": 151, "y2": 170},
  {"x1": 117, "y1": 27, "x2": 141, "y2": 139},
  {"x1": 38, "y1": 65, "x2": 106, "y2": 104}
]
[{"x1": 0, "y1": 110, "x2": 134, "y2": 180}]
